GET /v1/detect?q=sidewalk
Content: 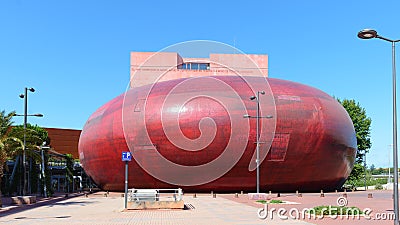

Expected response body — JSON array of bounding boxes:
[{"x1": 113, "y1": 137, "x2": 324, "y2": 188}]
[
  {"x1": 0, "y1": 192, "x2": 313, "y2": 225},
  {"x1": 221, "y1": 190, "x2": 395, "y2": 225},
  {"x1": 1, "y1": 190, "x2": 394, "y2": 225},
  {"x1": 0, "y1": 192, "x2": 84, "y2": 217}
]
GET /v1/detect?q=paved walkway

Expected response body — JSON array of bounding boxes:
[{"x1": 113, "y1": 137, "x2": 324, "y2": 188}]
[
  {"x1": 0, "y1": 190, "x2": 396, "y2": 225},
  {"x1": 0, "y1": 192, "x2": 312, "y2": 225},
  {"x1": 222, "y1": 190, "x2": 395, "y2": 225}
]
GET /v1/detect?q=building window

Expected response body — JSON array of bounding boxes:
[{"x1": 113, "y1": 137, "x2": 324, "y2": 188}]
[
  {"x1": 178, "y1": 63, "x2": 210, "y2": 70},
  {"x1": 191, "y1": 63, "x2": 199, "y2": 70},
  {"x1": 199, "y1": 63, "x2": 209, "y2": 70}
]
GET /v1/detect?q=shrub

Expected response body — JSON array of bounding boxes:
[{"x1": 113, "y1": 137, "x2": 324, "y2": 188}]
[
  {"x1": 256, "y1": 199, "x2": 284, "y2": 204},
  {"x1": 269, "y1": 199, "x2": 283, "y2": 204},
  {"x1": 375, "y1": 183, "x2": 383, "y2": 190},
  {"x1": 256, "y1": 200, "x2": 267, "y2": 204}
]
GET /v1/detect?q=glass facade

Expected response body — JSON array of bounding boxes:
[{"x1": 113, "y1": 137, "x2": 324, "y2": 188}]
[{"x1": 178, "y1": 63, "x2": 210, "y2": 70}]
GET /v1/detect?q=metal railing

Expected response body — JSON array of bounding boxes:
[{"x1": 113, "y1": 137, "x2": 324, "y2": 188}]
[{"x1": 128, "y1": 188, "x2": 183, "y2": 202}]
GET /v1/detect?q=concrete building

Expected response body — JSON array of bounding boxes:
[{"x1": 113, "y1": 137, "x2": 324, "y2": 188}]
[
  {"x1": 45, "y1": 128, "x2": 81, "y2": 159},
  {"x1": 130, "y1": 52, "x2": 268, "y2": 88}
]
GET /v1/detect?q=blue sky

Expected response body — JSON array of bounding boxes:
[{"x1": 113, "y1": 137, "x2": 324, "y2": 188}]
[{"x1": 1, "y1": 0, "x2": 399, "y2": 167}]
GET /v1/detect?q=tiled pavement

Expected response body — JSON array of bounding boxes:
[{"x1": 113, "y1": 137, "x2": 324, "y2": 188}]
[
  {"x1": 222, "y1": 190, "x2": 395, "y2": 225},
  {"x1": 0, "y1": 192, "x2": 313, "y2": 225}
]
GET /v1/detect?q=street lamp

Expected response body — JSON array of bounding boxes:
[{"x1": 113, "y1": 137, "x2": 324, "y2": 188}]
[
  {"x1": 358, "y1": 29, "x2": 400, "y2": 225},
  {"x1": 243, "y1": 91, "x2": 273, "y2": 193},
  {"x1": 364, "y1": 151, "x2": 367, "y2": 191},
  {"x1": 40, "y1": 142, "x2": 49, "y2": 198},
  {"x1": 389, "y1": 145, "x2": 393, "y2": 184},
  {"x1": 15, "y1": 114, "x2": 43, "y2": 117},
  {"x1": 19, "y1": 87, "x2": 42, "y2": 196}
]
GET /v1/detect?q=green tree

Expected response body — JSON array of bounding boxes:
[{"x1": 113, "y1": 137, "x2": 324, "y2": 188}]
[
  {"x1": 370, "y1": 164, "x2": 375, "y2": 172},
  {"x1": 376, "y1": 167, "x2": 385, "y2": 175},
  {"x1": 8, "y1": 124, "x2": 46, "y2": 152},
  {"x1": 65, "y1": 154, "x2": 74, "y2": 193},
  {"x1": 345, "y1": 163, "x2": 365, "y2": 189},
  {"x1": 338, "y1": 99, "x2": 372, "y2": 163},
  {"x1": 43, "y1": 148, "x2": 54, "y2": 197},
  {"x1": 338, "y1": 99, "x2": 371, "y2": 188},
  {"x1": 0, "y1": 110, "x2": 23, "y2": 206},
  {"x1": 7, "y1": 124, "x2": 47, "y2": 195}
]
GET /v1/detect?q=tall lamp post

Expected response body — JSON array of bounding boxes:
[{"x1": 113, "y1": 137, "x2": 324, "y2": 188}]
[
  {"x1": 18, "y1": 87, "x2": 42, "y2": 196},
  {"x1": 40, "y1": 142, "x2": 49, "y2": 198},
  {"x1": 364, "y1": 151, "x2": 367, "y2": 191},
  {"x1": 358, "y1": 29, "x2": 400, "y2": 225},
  {"x1": 244, "y1": 91, "x2": 273, "y2": 193},
  {"x1": 390, "y1": 145, "x2": 393, "y2": 184}
]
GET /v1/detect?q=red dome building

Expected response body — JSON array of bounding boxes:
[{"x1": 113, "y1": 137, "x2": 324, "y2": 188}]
[{"x1": 78, "y1": 52, "x2": 356, "y2": 192}]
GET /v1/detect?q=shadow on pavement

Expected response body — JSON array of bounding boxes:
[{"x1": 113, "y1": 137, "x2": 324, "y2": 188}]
[{"x1": 0, "y1": 193, "x2": 85, "y2": 218}]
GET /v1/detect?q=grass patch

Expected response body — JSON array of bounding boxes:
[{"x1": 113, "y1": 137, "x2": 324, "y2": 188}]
[
  {"x1": 308, "y1": 205, "x2": 363, "y2": 215},
  {"x1": 269, "y1": 199, "x2": 283, "y2": 204},
  {"x1": 256, "y1": 199, "x2": 284, "y2": 204}
]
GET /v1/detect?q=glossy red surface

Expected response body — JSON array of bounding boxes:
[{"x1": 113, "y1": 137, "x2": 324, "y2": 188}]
[{"x1": 78, "y1": 76, "x2": 356, "y2": 192}]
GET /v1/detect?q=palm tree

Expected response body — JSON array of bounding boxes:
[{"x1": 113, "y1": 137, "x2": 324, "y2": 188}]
[
  {"x1": 0, "y1": 110, "x2": 23, "y2": 207},
  {"x1": 7, "y1": 125, "x2": 43, "y2": 195}
]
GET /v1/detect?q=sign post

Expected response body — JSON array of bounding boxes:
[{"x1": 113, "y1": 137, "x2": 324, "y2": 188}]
[{"x1": 122, "y1": 151, "x2": 132, "y2": 209}]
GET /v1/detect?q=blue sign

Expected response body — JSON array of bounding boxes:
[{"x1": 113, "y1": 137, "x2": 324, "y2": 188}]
[{"x1": 122, "y1": 152, "x2": 132, "y2": 162}]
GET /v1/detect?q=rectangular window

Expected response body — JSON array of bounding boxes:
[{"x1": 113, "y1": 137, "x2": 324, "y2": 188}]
[
  {"x1": 191, "y1": 63, "x2": 199, "y2": 70},
  {"x1": 178, "y1": 62, "x2": 210, "y2": 70},
  {"x1": 199, "y1": 63, "x2": 209, "y2": 70}
]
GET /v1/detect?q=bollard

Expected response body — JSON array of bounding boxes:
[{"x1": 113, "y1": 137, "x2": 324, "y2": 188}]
[
  {"x1": 193, "y1": 193, "x2": 197, "y2": 198},
  {"x1": 320, "y1": 190, "x2": 324, "y2": 197},
  {"x1": 269, "y1": 191, "x2": 272, "y2": 195},
  {"x1": 241, "y1": 191, "x2": 243, "y2": 195},
  {"x1": 235, "y1": 193, "x2": 239, "y2": 198},
  {"x1": 296, "y1": 190, "x2": 299, "y2": 195},
  {"x1": 368, "y1": 193, "x2": 373, "y2": 198},
  {"x1": 335, "y1": 189, "x2": 338, "y2": 193},
  {"x1": 213, "y1": 193, "x2": 216, "y2": 198},
  {"x1": 211, "y1": 191, "x2": 213, "y2": 197},
  {"x1": 277, "y1": 193, "x2": 280, "y2": 197}
]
